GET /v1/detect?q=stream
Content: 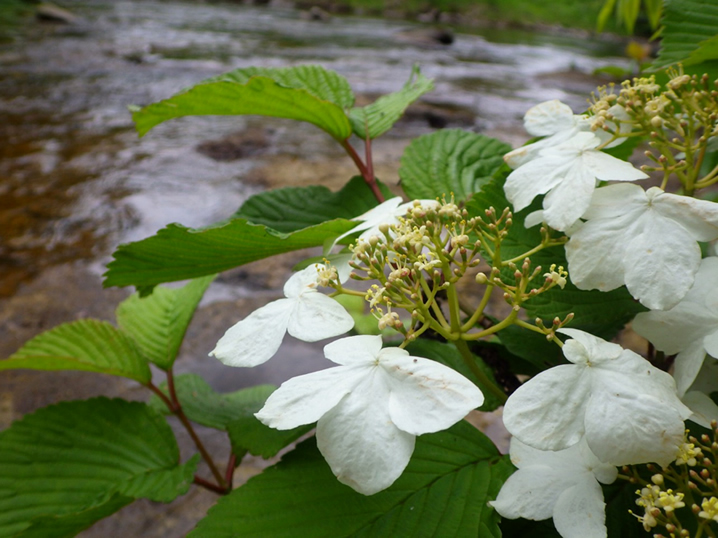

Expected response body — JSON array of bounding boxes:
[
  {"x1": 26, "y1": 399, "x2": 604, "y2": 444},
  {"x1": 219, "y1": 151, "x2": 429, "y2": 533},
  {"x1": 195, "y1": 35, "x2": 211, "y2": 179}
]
[{"x1": 0, "y1": 2, "x2": 628, "y2": 534}]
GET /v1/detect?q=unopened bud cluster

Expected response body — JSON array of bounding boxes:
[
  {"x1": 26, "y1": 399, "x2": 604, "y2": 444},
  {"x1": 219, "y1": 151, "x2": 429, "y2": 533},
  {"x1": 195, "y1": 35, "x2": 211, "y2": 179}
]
[
  {"x1": 628, "y1": 422, "x2": 718, "y2": 537},
  {"x1": 589, "y1": 70, "x2": 718, "y2": 195}
]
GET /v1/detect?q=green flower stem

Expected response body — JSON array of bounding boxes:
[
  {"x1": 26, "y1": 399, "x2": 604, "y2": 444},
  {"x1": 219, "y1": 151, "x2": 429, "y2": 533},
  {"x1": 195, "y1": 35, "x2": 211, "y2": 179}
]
[
  {"x1": 462, "y1": 310, "x2": 518, "y2": 341},
  {"x1": 514, "y1": 319, "x2": 565, "y2": 348},
  {"x1": 460, "y1": 283, "x2": 495, "y2": 333},
  {"x1": 453, "y1": 339, "x2": 507, "y2": 404},
  {"x1": 167, "y1": 368, "x2": 228, "y2": 490}
]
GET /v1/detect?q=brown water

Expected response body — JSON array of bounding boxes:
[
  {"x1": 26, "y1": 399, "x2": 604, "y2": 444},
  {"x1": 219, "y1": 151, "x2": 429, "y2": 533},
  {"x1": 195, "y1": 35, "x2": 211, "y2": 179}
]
[{"x1": 0, "y1": 3, "x2": 628, "y2": 534}]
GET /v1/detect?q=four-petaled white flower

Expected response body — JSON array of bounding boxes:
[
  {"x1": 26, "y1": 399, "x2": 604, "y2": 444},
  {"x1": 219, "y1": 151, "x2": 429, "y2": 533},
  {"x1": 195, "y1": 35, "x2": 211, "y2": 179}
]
[
  {"x1": 504, "y1": 100, "x2": 629, "y2": 169},
  {"x1": 505, "y1": 131, "x2": 647, "y2": 231},
  {"x1": 210, "y1": 264, "x2": 354, "y2": 367},
  {"x1": 566, "y1": 184, "x2": 718, "y2": 310},
  {"x1": 490, "y1": 437, "x2": 617, "y2": 538},
  {"x1": 502, "y1": 329, "x2": 691, "y2": 467},
  {"x1": 633, "y1": 257, "x2": 718, "y2": 396},
  {"x1": 255, "y1": 335, "x2": 484, "y2": 495}
]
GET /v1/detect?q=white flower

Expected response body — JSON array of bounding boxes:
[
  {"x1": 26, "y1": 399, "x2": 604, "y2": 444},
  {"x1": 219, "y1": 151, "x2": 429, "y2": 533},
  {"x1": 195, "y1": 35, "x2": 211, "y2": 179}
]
[
  {"x1": 255, "y1": 335, "x2": 484, "y2": 495},
  {"x1": 504, "y1": 100, "x2": 628, "y2": 169},
  {"x1": 210, "y1": 264, "x2": 354, "y2": 367},
  {"x1": 337, "y1": 197, "x2": 439, "y2": 243},
  {"x1": 504, "y1": 132, "x2": 647, "y2": 231},
  {"x1": 502, "y1": 329, "x2": 691, "y2": 467},
  {"x1": 566, "y1": 184, "x2": 718, "y2": 310},
  {"x1": 632, "y1": 257, "x2": 718, "y2": 395},
  {"x1": 490, "y1": 437, "x2": 617, "y2": 538}
]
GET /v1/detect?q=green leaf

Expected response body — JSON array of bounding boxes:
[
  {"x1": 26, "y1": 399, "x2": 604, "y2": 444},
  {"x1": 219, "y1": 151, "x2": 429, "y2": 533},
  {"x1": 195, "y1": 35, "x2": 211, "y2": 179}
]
[
  {"x1": 103, "y1": 218, "x2": 356, "y2": 290},
  {"x1": 190, "y1": 421, "x2": 512, "y2": 537},
  {"x1": 644, "y1": 0, "x2": 663, "y2": 29},
  {"x1": 405, "y1": 339, "x2": 505, "y2": 412},
  {"x1": 652, "y1": 0, "x2": 718, "y2": 69},
  {"x1": 204, "y1": 65, "x2": 355, "y2": 108},
  {"x1": 685, "y1": 34, "x2": 718, "y2": 66},
  {"x1": 132, "y1": 70, "x2": 353, "y2": 141},
  {"x1": 148, "y1": 373, "x2": 275, "y2": 430},
  {"x1": 232, "y1": 176, "x2": 392, "y2": 234},
  {"x1": 399, "y1": 130, "x2": 511, "y2": 203},
  {"x1": 596, "y1": 0, "x2": 618, "y2": 32},
  {"x1": 618, "y1": 0, "x2": 640, "y2": 33},
  {"x1": 466, "y1": 178, "x2": 646, "y2": 340},
  {"x1": 499, "y1": 518, "x2": 561, "y2": 537},
  {"x1": 14, "y1": 495, "x2": 133, "y2": 538},
  {"x1": 1, "y1": 320, "x2": 151, "y2": 383},
  {"x1": 0, "y1": 398, "x2": 199, "y2": 536},
  {"x1": 227, "y1": 416, "x2": 313, "y2": 459},
  {"x1": 116, "y1": 276, "x2": 215, "y2": 370},
  {"x1": 349, "y1": 68, "x2": 434, "y2": 140}
]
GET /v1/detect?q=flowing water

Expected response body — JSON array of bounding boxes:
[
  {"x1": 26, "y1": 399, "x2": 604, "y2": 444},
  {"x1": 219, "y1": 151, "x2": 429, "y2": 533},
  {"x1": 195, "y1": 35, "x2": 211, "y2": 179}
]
[{"x1": 0, "y1": 2, "x2": 628, "y2": 534}]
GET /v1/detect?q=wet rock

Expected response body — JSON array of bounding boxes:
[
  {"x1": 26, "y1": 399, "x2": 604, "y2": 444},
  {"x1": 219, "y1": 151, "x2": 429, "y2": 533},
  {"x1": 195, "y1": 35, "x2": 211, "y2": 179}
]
[
  {"x1": 395, "y1": 28, "x2": 455, "y2": 47},
  {"x1": 196, "y1": 128, "x2": 271, "y2": 162},
  {"x1": 35, "y1": 3, "x2": 77, "y2": 24},
  {"x1": 399, "y1": 101, "x2": 476, "y2": 130},
  {"x1": 299, "y1": 6, "x2": 331, "y2": 21}
]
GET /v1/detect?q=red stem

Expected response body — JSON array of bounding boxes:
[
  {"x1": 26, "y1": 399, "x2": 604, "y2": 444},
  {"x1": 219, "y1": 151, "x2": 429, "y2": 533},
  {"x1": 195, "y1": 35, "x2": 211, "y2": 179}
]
[
  {"x1": 194, "y1": 475, "x2": 227, "y2": 495},
  {"x1": 340, "y1": 138, "x2": 385, "y2": 203},
  {"x1": 225, "y1": 453, "x2": 237, "y2": 490}
]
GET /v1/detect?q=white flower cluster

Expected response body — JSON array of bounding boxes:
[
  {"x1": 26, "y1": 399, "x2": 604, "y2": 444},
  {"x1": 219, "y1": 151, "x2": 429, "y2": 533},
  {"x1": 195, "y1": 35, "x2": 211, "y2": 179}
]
[
  {"x1": 493, "y1": 99, "x2": 718, "y2": 537},
  {"x1": 211, "y1": 199, "x2": 484, "y2": 495},
  {"x1": 505, "y1": 99, "x2": 718, "y2": 311}
]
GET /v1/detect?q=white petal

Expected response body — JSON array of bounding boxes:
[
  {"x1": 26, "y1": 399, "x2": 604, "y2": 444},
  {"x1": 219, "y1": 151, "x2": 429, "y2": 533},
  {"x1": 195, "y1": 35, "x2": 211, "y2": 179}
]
[
  {"x1": 565, "y1": 214, "x2": 631, "y2": 293},
  {"x1": 673, "y1": 342, "x2": 709, "y2": 396},
  {"x1": 558, "y1": 329, "x2": 623, "y2": 364},
  {"x1": 323, "y1": 334, "x2": 382, "y2": 366},
  {"x1": 503, "y1": 365, "x2": 589, "y2": 451},
  {"x1": 209, "y1": 299, "x2": 292, "y2": 367},
  {"x1": 504, "y1": 156, "x2": 568, "y2": 211},
  {"x1": 584, "y1": 392, "x2": 686, "y2": 467},
  {"x1": 316, "y1": 376, "x2": 415, "y2": 495},
  {"x1": 541, "y1": 157, "x2": 596, "y2": 231},
  {"x1": 652, "y1": 190, "x2": 718, "y2": 241},
  {"x1": 623, "y1": 213, "x2": 701, "y2": 310},
  {"x1": 255, "y1": 364, "x2": 364, "y2": 429},
  {"x1": 553, "y1": 479, "x2": 607, "y2": 538},
  {"x1": 704, "y1": 329, "x2": 718, "y2": 358},
  {"x1": 335, "y1": 197, "x2": 404, "y2": 242},
  {"x1": 584, "y1": 150, "x2": 648, "y2": 182},
  {"x1": 283, "y1": 264, "x2": 322, "y2": 297},
  {"x1": 582, "y1": 183, "x2": 648, "y2": 220},
  {"x1": 524, "y1": 100, "x2": 577, "y2": 136},
  {"x1": 632, "y1": 305, "x2": 714, "y2": 356},
  {"x1": 380, "y1": 350, "x2": 484, "y2": 435},
  {"x1": 286, "y1": 292, "x2": 354, "y2": 342},
  {"x1": 683, "y1": 390, "x2": 718, "y2": 428},
  {"x1": 490, "y1": 465, "x2": 571, "y2": 521}
]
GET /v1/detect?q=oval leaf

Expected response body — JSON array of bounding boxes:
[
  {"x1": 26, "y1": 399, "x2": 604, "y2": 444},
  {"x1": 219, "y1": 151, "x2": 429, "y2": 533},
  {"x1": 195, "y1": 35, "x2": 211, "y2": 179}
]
[
  {"x1": 399, "y1": 130, "x2": 511, "y2": 203},
  {"x1": 103, "y1": 218, "x2": 356, "y2": 290},
  {"x1": 132, "y1": 75, "x2": 352, "y2": 141},
  {"x1": 116, "y1": 276, "x2": 215, "y2": 370},
  {"x1": 190, "y1": 421, "x2": 512, "y2": 537},
  {"x1": 0, "y1": 398, "x2": 199, "y2": 536},
  {"x1": 1, "y1": 320, "x2": 151, "y2": 383}
]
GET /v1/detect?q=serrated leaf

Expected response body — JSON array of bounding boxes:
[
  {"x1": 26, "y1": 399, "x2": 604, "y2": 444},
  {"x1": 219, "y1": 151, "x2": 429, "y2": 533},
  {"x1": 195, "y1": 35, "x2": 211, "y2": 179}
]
[
  {"x1": 148, "y1": 373, "x2": 275, "y2": 430},
  {"x1": 399, "y1": 130, "x2": 511, "y2": 203},
  {"x1": 132, "y1": 74, "x2": 352, "y2": 141},
  {"x1": 190, "y1": 421, "x2": 512, "y2": 538},
  {"x1": 652, "y1": 0, "x2": 718, "y2": 69},
  {"x1": 116, "y1": 276, "x2": 214, "y2": 370},
  {"x1": 204, "y1": 65, "x2": 354, "y2": 108},
  {"x1": 466, "y1": 178, "x2": 646, "y2": 340},
  {"x1": 0, "y1": 398, "x2": 199, "y2": 536},
  {"x1": 232, "y1": 176, "x2": 392, "y2": 234},
  {"x1": 14, "y1": 495, "x2": 133, "y2": 538},
  {"x1": 1, "y1": 320, "x2": 151, "y2": 383},
  {"x1": 349, "y1": 68, "x2": 434, "y2": 139},
  {"x1": 103, "y1": 218, "x2": 356, "y2": 290},
  {"x1": 405, "y1": 339, "x2": 505, "y2": 412},
  {"x1": 685, "y1": 34, "x2": 718, "y2": 66}
]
